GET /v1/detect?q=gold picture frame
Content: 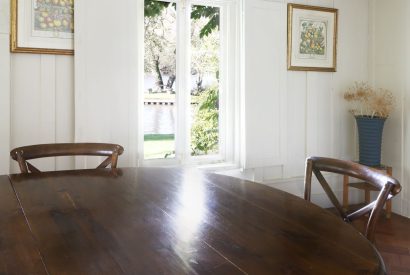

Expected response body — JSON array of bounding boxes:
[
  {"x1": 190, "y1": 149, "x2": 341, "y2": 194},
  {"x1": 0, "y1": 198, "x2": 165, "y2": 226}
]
[
  {"x1": 287, "y1": 3, "x2": 337, "y2": 72},
  {"x1": 10, "y1": 0, "x2": 74, "y2": 55}
]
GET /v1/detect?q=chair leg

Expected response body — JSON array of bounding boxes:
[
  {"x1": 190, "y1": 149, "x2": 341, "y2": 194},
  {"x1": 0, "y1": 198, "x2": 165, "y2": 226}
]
[
  {"x1": 343, "y1": 175, "x2": 349, "y2": 211},
  {"x1": 386, "y1": 199, "x2": 392, "y2": 219},
  {"x1": 386, "y1": 166, "x2": 393, "y2": 219}
]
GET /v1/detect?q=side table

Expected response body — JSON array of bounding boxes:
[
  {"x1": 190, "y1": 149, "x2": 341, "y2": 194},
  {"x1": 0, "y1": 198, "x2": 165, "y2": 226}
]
[{"x1": 342, "y1": 164, "x2": 392, "y2": 218}]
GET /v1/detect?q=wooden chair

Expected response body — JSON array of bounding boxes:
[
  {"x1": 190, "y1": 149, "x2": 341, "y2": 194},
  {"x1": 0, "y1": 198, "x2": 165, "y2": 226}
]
[
  {"x1": 10, "y1": 143, "x2": 124, "y2": 173},
  {"x1": 304, "y1": 156, "x2": 401, "y2": 243}
]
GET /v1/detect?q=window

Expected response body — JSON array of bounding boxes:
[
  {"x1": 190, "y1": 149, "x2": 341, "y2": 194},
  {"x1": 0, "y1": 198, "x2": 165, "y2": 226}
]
[{"x1": 140, "y1": 0, "x2": 239, "y2": 166}]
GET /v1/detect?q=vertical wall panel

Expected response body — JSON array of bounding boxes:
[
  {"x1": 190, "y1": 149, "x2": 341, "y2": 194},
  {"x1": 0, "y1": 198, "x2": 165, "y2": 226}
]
[
  {"x1": 0, "y1": 0, "x2": 10, "y2": 174},
  {"x1": 283, "y1": 72, "x2": 307, "y2": 178},
  {"x1": 11, "y1": 54, "x2": 56, "y2": 172},
  {"x1": 305, "y1": 0, "x2": 334, "y2": 158},
  {"x1": 10, "y1": 54, "x2": 74, "y2": 173},
  {"x1": 0, "y1": 34, "x2": 10, "y2": 174},
  {"x1": 333, "y1": 0, "x2": 370, "y2": 161},
  {"x1": 11, "y1": 54, "x2": 40, "y2": 172},
  {"x1": 306, "y1": 72, "x2": 333, "y2": 157},
  {"x1": 244, "y1": 0, "x2": 286, "y2": 168},
  {"x1": 39, "y1": 55, "x2": 56, "y2": 142},
  {"x1": 11, "y1": 55, "x2": 42, "y2": 144},
  {"x1": 55, "y1": 56, "x2": 75, "y2": 170},
  {"x1": 75, "y1": 0, "x2": 139, "y2": 168},
  {"x1": 307, "y1": 0, "x2": 334, "y2": 7},
  {"x1": 370, "y1": 0, "x2": 408, "y2": 215},
  {"x1": 0, "y1": 0, "x2": 9, "y2": 34},
  {"x1": 403, "y1": 1, "x2": 410, "y2": 217},
  {"x1": 282, "y1": 0, "x2": 306, "y2": 179}
]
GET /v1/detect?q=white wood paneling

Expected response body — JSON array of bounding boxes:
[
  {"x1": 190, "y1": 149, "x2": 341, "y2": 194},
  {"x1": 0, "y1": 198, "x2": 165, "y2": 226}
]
[
  {"x1": 404, "y1": 1, "x2": 410, "y2": 217},
  {"x1": 369, "y1": 0, "x2": 408, "y2": 216},
  {"x1": 11, "y1": 54, "x2": 43, "y2": 172},
  {"x1": 283, "y1": 72, "x2": 307, "y2": 178},
  {"x1": 0, "y1": 0, "x2": 9, "y2": 34},
  {"x1": 307, "y1": 0, "x2": 333, "y2": 7},
  {"x1": 0, "y1": 0, "x2": 10, "y2": 174},
  {"x1": 75, "y1": 0, "x2": 139, "y2": 168},
  {"x1": 11, "y1": 54, "x2": 52, "y2": 172},
  {"x1": 247, "y1": 0, "x2": 371, "y2": 206},
  {"x1": 306, "y1": 72, "x2": 333, "y2": 157},
  {"x1": 244, "y1": 0, "x2": 286, "y2": 168},
  {"x1": 10, "y1": 54, "x2": 74, "y2": 173},
  {"x1": 40, "y1": 55, "x2": 56, "y2": 142},
  {"x1": 2, "y1": 0, "x2": 379, "y2": 214},
  {"x1": 372, "y1": 0, "x2": 405, "y2": 194},
  {"x1": 55, "y1": 56, "x2": 75, "y2": 170},
  {"x1": 333, "y1": 0, "x2": 369, "y2": 160},
  {"x1": 11, "y1": 54, "x2": 42, "y2": 151},
  {"x1": 0, "y1": 34, "x2": 10, "y2": 174}
]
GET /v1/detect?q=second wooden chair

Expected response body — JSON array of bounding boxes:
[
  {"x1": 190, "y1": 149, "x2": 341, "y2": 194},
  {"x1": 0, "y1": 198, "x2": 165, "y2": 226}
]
[
  {"x1": 10, "y1": 143, "x2": 124, "y2": 173},
  {"x1": 304, "y1": 156, "x2": 401, "y2": 243}
]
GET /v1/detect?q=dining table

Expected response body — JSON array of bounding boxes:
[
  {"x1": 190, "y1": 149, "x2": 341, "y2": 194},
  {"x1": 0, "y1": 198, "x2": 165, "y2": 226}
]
[{"x1": 0, "y1": 167, "x2": 384, "y2": 274}]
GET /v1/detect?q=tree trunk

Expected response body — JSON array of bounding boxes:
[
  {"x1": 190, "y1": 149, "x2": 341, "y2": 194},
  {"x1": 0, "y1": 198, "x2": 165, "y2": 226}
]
[
  {"x1": 196, "y1": 74, "x2": 203, "y2": 93},
  {"x1": 154, "y1": 58, "x2": 164, "y2": 92},
  {"x1": 166, "y1": 74, "x2": 176, "y2": 92}
]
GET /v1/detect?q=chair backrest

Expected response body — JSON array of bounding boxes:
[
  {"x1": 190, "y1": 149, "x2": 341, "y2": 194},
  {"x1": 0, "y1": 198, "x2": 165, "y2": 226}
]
[
  {"x1": 10, "y1": 143, "x2": 124, "y2": 173},
  {"x1": 304, "y1": 156, "x2": 401, "y2": 242}
]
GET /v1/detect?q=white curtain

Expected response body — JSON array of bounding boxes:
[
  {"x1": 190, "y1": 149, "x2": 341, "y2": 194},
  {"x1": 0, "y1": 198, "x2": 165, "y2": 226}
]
[{"x1": 74, "y1": 0, "x2": 140, "y2": 168}]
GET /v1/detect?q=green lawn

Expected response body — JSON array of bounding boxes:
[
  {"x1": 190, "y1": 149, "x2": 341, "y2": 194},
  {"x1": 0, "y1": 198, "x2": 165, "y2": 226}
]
[{"x1": 144, "y1": 134, "x2": 175, "y2": 159}]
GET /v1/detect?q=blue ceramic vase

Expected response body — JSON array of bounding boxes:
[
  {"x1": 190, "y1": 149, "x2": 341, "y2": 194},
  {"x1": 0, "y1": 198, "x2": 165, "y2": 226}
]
[{"x1": 355, "y1": 116, "x2": 386, "y2": 167}]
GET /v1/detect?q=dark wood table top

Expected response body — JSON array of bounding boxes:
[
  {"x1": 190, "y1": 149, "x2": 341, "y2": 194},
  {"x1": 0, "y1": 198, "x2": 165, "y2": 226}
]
[
  {"x1": 3, "y1": 167, "x2": 383, "y2": 274},
  {"x1": 0, "y1": 175, "x2": 46, "y2": 274}
]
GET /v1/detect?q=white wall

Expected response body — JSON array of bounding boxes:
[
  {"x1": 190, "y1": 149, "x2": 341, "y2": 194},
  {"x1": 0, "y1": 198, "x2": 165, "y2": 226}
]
[
  {"x1": 225, "y1": 0, "x2": 370, "y2": 208},
  {"x1": 74, "y1": 0, "x2": 139, "y2": 168},
  {"x1": 369, "y1": 0, "x2": 410, "y2": 216},
  {"x1": 0, "y1": 0, "x2": 10, "y2": 174},
  {"x1": 0, "y1": 0, "x2": 387, "y2": 211},
  {"x1": 10, "y1": 54, "x2": 74, "y2": 172},
  {"x1": 0, "y1": 1, "x2": 74, "y2": 174}
]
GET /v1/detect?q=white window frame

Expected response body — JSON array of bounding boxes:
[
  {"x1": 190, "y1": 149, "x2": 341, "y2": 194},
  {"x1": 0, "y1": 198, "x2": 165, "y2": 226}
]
[{"x1": 137, "y1": 0, "x2": 241, "y2": 167}]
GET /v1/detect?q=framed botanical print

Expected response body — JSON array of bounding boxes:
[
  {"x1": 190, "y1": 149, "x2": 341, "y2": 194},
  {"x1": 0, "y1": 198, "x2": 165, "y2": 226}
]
[
  {"x1": 11, "y1": 0, "x2": 74, "y2": 55},
  {"x1": 287, "y1": 4, "x2": 337, "y2": 72}
]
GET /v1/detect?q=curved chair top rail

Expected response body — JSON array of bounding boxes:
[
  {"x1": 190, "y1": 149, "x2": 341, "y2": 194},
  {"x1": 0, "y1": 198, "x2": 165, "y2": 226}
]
[
  {"x1": 307, "y1": 156, "x2": 401, "y2": 195},
  {"x1": 10, "y1": 143, "x2": 124, "y2": 161}
]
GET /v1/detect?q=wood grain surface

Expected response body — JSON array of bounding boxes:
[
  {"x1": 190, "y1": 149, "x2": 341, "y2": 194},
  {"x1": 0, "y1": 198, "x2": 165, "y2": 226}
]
[
  {"x1": 0, "y1": 175, "x2": 47, "y2": 274},
  {"x1": 8, "y1": 168, "x2": 384, "y2": 274}
]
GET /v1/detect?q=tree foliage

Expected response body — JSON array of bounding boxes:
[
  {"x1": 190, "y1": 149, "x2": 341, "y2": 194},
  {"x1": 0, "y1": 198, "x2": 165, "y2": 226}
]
[
  {"x1": 144, "y1": 0, "x2": 219, "y2": 38},
  {"x1": 144, "y1": 0, "x2": 220, "y2": 93},
  {"x1": 144, "y1": 4, "x2": 176, "y2": 91},
  {"x1": 144, "y1": 0, "x2": 171, "y2": 18},
  {"x1": 191, "y1": 87, "x2": 219, "y2": 155},
  {"x1": 191, "y1": 15, "x2": 220, "y2": 94},
  {"x1": 191, "y1": 6, "x2": 220, "y2": 38}
]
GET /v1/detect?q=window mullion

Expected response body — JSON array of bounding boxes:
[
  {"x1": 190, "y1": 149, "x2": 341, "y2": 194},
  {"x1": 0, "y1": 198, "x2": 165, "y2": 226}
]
[{"x1": 175, "y1": 0, "x2": 192, "y2": 163}]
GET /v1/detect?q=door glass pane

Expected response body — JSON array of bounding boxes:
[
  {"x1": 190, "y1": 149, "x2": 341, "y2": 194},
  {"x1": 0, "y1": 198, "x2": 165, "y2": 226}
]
[
  {"x1": 144, "y1": 0, "x2": 176, "y2": 159},
  {"x1": 190, "y1": 5, "x2": 220, "y2": 156}
]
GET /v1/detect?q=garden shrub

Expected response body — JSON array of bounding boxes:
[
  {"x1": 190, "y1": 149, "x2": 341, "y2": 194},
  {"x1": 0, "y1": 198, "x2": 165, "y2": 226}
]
[{"x1": 191, "y1": 87, "x2": 219, "y2": 155}]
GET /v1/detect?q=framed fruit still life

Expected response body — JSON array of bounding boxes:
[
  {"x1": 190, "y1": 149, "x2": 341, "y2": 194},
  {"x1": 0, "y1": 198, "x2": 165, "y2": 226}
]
[
  {"x1": 287, "y1": 4, "x2": 337, "y2": 72},
  {"x1": 11, "y1": 0, "x2": 74, "y2": 55}
]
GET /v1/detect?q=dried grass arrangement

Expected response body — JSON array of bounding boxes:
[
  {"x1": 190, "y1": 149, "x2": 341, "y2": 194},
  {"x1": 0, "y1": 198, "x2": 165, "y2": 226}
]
[{"x1": 343, "y1": 82, "x2": 394, "y2": 118}]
